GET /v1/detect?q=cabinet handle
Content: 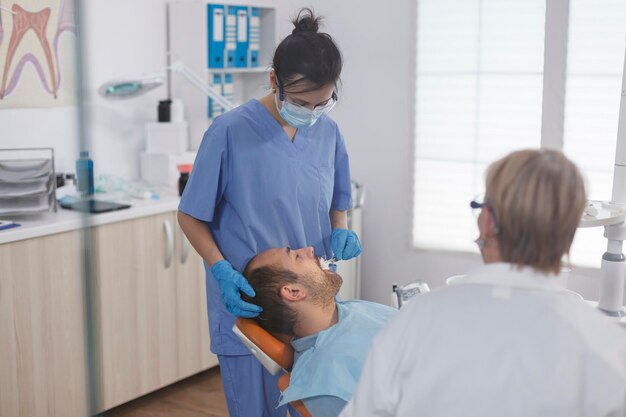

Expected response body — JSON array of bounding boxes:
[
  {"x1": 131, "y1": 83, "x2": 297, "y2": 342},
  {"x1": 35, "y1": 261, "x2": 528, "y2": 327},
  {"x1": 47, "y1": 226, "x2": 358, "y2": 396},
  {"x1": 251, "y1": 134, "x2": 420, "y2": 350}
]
[
  {"x1": 163, "y1": 219, "x2": 174, "y2": 269},
  {"x1": 181, "y1": 233, "x2": 190, "y2": 264}
]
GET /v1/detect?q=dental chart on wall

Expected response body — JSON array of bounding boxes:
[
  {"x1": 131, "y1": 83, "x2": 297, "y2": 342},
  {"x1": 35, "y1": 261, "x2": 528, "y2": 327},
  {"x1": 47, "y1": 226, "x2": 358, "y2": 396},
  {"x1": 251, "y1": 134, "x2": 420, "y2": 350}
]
[{"x1": 0, "y1": 0, "x2": 77, "y2": 108}]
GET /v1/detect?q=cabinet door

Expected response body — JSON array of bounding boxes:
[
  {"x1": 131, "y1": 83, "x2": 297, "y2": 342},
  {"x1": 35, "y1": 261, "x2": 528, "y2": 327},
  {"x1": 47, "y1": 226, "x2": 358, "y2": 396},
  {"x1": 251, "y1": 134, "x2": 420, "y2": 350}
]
[
  {"x1": 0, "y1": 230, "x2": 88, "y2": 417},
  {"x1": 92, "y1": 213, "x2": 178, "y2": 411},
  {"x1": 174, "y1": 225, "x2": 219, "y2": 379}
]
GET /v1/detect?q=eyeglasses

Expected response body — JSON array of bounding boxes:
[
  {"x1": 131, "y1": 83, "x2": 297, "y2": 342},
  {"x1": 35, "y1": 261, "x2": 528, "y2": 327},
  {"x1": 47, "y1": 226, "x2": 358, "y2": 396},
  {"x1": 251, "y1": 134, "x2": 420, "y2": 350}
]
[
  {"x1": 470, "y1": 195, "x2": 500, "y2": 234},
  {"x1": 279, "y1": 86, "x2": 338, "y2": 115}
]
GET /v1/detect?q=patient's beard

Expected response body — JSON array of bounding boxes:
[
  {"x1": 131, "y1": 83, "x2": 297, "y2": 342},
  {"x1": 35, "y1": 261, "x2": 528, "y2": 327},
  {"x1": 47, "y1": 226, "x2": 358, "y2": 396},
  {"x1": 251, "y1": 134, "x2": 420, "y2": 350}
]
[{"x1": 305, "y1": 271, "x2": 343, "y2": 307}]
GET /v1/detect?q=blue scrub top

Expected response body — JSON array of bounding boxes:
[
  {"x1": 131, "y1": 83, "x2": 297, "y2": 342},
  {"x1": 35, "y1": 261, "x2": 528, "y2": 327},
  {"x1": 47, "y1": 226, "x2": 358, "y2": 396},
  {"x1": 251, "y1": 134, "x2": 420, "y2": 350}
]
[{"x1": 179, "y1": 99, "x2": 353, "y2": 355}]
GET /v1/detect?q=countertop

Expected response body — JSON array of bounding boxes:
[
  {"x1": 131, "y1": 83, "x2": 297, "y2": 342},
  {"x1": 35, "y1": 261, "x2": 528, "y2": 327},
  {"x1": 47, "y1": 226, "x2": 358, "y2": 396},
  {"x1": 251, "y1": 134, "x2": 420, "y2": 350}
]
[{"x1": 0, "y1": 194, "x2": 181, "y2": 245}]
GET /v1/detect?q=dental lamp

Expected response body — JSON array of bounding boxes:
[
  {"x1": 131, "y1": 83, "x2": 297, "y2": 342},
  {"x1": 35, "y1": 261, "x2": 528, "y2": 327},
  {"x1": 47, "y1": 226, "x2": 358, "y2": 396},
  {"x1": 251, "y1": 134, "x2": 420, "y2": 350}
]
[
  {"x1": 580, "y1": 40, "x2": 626, "y2": 317},
  {"x1": 98, "y1": 60, "x2": 234, "y2": 111}
]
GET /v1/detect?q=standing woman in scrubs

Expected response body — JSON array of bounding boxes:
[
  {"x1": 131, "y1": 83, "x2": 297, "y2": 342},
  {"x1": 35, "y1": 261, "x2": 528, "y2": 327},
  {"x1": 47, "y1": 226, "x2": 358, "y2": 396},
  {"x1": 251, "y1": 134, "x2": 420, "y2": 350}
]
[{"x1": 177, "y1": 8, "x2": 361, "y2": 417}]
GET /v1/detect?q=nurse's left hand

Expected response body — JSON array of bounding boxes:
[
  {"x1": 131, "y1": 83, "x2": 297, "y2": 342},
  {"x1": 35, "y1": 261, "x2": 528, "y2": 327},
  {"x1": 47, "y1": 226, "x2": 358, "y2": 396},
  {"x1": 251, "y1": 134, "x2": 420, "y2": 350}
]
[
  {"x1": 331, "y1": 228, "x2": 362, "y2": 261},
  {"x1": 211, "y1": 260, "x2": 263, "y2": 318}
]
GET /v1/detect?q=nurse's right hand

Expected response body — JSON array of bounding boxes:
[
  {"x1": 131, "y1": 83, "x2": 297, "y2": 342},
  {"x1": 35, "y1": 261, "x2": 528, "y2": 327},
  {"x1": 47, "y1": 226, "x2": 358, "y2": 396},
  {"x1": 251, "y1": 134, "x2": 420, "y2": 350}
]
[{"x1": 211, "y1": 260, "x2": 263, "y2": 318}]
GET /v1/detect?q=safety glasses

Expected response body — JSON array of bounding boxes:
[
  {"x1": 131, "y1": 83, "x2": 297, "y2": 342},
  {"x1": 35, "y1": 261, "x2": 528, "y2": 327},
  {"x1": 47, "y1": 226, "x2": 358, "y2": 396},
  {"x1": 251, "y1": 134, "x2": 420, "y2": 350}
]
[{"x1": 279, "y1": 87, "x2": 338, "y2": 116}]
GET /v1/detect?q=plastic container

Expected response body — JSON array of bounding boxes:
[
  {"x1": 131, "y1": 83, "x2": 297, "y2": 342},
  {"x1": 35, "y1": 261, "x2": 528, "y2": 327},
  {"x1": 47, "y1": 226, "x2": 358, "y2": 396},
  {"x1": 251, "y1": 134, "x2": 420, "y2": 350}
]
[
  {"x1": 76, "y1": 151, "x2": 94, "y2": 196},
  {"x1": 158, "y1": 99, "x2": 172, "y2": 122},
  {"x1": 177, "y1": 163, "x2": 193, "y2": 196}
]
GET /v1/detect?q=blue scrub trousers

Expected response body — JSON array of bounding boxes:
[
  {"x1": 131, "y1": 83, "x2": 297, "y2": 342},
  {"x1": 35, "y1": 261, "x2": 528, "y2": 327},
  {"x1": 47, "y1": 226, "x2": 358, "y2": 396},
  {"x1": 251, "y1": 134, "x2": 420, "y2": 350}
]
[{"x1": 218, "y1": 354, "x2": 301, "y2": 417}]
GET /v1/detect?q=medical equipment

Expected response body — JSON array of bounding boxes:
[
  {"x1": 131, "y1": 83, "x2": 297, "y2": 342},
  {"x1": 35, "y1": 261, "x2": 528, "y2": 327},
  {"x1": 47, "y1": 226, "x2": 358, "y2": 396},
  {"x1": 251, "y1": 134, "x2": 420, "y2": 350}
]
[
  {"x1": 320, "y1": 256, "x2": 338, "y2": 270},
  {"x1": 579, "y1": 42, "x2": 626, "y2": 317},
  {"x1": 98, "y1": 60, "x2": 234, "y2": 111},
  {"x1": 391, "y1": 280, "x2": 431, "y2": 308},
  {"x1": 94, "y1": 174, "x2": 159, "y2": 201}
]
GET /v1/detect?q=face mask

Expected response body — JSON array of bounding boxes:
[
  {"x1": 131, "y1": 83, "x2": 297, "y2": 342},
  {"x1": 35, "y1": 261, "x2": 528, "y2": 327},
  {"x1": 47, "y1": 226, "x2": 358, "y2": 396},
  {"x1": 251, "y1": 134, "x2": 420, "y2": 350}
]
[{"x1": 274, "y1": 92, "x2": 329, "y2": 129}]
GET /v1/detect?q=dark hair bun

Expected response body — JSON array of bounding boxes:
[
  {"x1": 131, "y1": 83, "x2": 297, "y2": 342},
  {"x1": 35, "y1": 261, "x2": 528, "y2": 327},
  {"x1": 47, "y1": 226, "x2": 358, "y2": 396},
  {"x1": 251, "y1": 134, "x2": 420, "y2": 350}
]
[{"x1": 292, "y1": 8, "x2": 320, "y2": 35}]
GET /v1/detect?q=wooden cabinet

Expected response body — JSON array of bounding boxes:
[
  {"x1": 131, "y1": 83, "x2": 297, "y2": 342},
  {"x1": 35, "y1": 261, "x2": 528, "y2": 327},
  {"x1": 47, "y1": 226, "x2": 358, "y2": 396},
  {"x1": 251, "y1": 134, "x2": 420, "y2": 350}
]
[
  {"x1": 92, "y1": 212, "x2": 178, "y2": 410},
  {"x1": 0, "y1": 230, "x2": 88, "y2": 417},
  {"x1": 175, "y1": 227, "x2": 217, "y2": 379},
  {"x1": 92, "y1": 212, "x2": 217, "y2": 411},
  {"x1": 0, "y1": 210, "x2": 217, "y2": 416}
]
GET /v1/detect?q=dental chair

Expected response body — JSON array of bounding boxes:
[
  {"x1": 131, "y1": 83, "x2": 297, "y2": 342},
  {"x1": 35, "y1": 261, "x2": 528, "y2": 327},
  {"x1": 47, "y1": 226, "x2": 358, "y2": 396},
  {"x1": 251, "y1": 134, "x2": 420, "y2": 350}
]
[
  {"x1": 233, "y1": 281, "x2": 430, "y2": 417},
  {"x1": 232, "y1": 319, "x2": 313, "y2": 417}
]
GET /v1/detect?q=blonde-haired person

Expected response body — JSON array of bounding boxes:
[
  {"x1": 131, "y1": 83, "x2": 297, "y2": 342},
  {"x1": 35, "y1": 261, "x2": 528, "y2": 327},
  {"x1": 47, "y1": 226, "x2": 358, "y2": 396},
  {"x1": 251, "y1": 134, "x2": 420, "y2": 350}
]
[{"x1": 340, "y1": 149, "x2": 626, "y2": 417}]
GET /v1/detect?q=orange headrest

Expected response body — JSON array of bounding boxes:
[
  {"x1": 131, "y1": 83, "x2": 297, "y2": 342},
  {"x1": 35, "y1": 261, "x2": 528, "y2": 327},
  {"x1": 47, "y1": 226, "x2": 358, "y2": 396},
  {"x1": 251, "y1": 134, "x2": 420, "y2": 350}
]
[
  {"x1": 235, "y1": 318, "x2": 294, "y2": 370},
  {"x1": 277, "y1": 373, "x2": 291, "y2": 392}
]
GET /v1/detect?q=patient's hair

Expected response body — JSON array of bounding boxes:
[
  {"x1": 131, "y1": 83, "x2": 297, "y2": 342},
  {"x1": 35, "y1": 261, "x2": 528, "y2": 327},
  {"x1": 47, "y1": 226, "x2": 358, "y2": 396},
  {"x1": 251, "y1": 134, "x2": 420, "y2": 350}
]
[
  {"x1": 485, "y1": 148, "x2": 586, "y2": 274},
  {"x1": 242, "y1": 265, "x2": 299, "y2": 336}
]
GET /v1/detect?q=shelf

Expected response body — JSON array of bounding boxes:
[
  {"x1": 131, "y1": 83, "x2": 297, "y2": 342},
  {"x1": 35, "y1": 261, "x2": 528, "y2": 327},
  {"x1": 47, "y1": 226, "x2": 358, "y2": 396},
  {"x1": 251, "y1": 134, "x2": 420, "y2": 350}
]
[
  {"x1": 168, "y1": 1, "x2": 278, "y2": 149},
  {"x1": 206, "y1": 67, "x2": 269, "y2": 74}
]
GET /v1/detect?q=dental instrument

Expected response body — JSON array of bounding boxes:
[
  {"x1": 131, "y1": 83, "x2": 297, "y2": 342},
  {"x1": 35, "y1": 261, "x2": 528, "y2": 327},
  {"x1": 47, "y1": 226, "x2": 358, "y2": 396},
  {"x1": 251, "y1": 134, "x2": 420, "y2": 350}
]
[{"x1": 320, "y1": 256, "x2": 338, "y2": 270}]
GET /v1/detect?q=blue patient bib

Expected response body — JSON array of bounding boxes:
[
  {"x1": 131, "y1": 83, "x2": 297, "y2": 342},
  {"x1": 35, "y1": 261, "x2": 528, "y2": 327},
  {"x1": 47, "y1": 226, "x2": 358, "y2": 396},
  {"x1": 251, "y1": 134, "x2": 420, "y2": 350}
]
[{"x1": 278, "y1": 300, "x2": 397, "y2": 406}]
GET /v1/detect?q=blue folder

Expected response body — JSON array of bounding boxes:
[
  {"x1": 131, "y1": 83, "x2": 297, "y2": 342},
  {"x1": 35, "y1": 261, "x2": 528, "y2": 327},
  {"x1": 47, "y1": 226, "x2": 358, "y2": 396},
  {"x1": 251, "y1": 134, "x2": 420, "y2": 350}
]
[
  {"x1": 234, "y1": 6, "x2": 249, "y2": 68},
  {"x1": 223, "y1": 73, "x2": 234, "y2": 106},
  {"x1": 207, "y1": 4, "x2": 226, "y2": 68},
  {"x1": 208, "y1": 73, "x2": 223, "y2": 119},
  {"x1": 249, "y1": 7, "x2": 260, "y2": 67},
  {"x1": 226, "y1": 6, "x2": 238, "y2": 67}
]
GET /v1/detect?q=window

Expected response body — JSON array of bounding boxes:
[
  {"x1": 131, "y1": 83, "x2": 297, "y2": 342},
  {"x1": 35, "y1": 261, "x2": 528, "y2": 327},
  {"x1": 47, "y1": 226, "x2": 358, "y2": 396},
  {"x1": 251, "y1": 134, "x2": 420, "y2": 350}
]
[
  {"x1": 413, "y1": 0, "x2": 626, "y2": 267},
  {"x1": 564, "y1": 0, "x2": 626, "y2": 267},
  {"x1": 413, "y1": 0, "x2": 546, "y2": 252}
]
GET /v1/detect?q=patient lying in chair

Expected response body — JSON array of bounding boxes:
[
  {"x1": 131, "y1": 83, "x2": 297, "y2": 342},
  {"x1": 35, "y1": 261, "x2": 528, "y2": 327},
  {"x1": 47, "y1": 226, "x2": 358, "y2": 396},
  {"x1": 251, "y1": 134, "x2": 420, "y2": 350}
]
[{"x1": 242, "y1": 246, "x2": 396, "y2": 417}]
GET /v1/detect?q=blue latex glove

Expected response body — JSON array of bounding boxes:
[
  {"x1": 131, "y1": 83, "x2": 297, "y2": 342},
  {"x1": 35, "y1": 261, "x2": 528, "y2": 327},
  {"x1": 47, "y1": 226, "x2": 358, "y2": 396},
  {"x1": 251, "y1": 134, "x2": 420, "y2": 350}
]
[
  {"x1": 331, "y1": 228, "x2": 362, "y2": 261},
  {"x1": 211, "y1": 260, "x2": 263, "y2": 318}
]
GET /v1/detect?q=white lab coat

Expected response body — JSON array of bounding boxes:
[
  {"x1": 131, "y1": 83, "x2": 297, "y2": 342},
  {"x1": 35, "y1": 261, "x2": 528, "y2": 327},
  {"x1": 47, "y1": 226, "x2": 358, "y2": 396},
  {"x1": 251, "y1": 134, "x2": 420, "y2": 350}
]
[{"x1": 340, "y1": 263, "x2": 626, "y2": 417}]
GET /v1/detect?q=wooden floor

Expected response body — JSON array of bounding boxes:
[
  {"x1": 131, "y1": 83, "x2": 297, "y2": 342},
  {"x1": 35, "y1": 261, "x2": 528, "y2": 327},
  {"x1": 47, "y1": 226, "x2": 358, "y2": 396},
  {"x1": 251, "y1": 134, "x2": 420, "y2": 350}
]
[{"x1": 105, "y1": 367, "x2": 229, "y2": 417}]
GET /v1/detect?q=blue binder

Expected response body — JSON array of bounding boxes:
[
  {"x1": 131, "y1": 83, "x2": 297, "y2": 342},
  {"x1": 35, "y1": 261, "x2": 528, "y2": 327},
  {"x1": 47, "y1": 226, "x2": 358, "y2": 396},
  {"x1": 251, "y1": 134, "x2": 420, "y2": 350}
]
[
  {"x1": 235, "y1": 6, "x2": 249, "y2": 67},
  {"x1": 249, "y1": 7, "x2": 260, "y2": 67},
  {"x1": 225, "y1": 6, "x2": 237, "y2": 68},
  {"x1": 207, "y1": 4, "x2": 225, "y2": 68},
  {"x1": 223, "y1": 73, "x2": 234, "y2": 106},
  {"x1": 208, "y1": 73, "x2": 223, "y2": 119}
]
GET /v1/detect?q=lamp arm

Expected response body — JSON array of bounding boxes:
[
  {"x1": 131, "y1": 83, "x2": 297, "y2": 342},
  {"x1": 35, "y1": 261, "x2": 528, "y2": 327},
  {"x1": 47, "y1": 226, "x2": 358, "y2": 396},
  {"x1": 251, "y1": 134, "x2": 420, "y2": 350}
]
[
  {"x1": 611, "y1": 42, "x2": 626, "y2": 206},
  {"x1": 597, "y1": 40, "x2": 626, "y2": 317},
  {"x1": 169, "y1": 61, "x2": 234, "y2": 111}
]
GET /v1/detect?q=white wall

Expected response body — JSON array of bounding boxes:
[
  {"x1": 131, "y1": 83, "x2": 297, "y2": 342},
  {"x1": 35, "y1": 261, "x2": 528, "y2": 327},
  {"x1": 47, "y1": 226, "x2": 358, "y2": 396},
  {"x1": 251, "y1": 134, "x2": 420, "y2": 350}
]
[
  {"x1": 1, "y1": 0, "x2": 611, "y2": 304},
  {"x1": 82, "y1": 0, "x2": 171, "y2": 179},
  {"x1": 1, "y1": 107, "x2": 79, "y2": 173}
]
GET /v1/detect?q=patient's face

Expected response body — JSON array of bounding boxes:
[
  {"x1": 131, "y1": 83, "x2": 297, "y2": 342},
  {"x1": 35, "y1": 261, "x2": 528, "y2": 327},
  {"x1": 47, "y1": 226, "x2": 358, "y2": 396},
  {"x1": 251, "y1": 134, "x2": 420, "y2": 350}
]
[{"x1": 248, "y1": 247, "x2": 342, "y2": 300}]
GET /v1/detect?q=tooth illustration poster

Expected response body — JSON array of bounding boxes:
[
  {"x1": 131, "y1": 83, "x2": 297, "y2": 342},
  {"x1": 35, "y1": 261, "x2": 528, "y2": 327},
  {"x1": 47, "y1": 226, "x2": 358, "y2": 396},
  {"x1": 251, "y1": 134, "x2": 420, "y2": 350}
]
[{"x1": 0, "y1": 0, "x2": 77, "y2": 108}]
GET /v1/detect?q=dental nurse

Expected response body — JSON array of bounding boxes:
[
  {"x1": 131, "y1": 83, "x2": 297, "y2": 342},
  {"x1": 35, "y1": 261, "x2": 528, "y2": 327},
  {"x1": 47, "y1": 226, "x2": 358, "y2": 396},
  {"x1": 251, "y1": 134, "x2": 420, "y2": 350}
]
[{"x1": 177, "y1": 8, "x2": 361, "y2": 417}]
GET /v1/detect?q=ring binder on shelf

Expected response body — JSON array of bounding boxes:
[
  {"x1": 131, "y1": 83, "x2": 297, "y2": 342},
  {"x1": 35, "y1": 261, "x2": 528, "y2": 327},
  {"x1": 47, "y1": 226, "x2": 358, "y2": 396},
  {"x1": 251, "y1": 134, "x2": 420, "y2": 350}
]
[
  {"x1": 208, "y1": 4, "x2": 226, "y2": 68},
  {"x1": 208, "y1": 73, "x2": 223, "y2": 119},
  {"x1": 225, "y1": 6, "x2": 237, "y2": 67},
  {"x1": 234, "y1": 6, "x2": 249, "y2": 68},
  {"x1": 249, "y1": 7, "x2": 260, "y2": 67}
]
